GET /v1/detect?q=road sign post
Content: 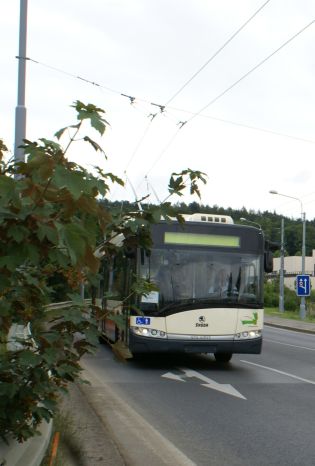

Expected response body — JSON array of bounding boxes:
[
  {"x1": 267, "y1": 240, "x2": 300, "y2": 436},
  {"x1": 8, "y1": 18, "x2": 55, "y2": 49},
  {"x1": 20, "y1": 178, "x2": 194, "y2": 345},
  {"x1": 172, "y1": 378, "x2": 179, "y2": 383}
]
[{"x1": 296, "y1": 274, "x2": 311, "y2": 297}]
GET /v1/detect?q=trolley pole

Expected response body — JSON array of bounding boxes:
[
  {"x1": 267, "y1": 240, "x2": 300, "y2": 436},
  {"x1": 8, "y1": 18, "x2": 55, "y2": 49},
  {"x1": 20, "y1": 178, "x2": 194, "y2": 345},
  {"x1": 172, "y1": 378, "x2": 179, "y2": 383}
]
[{"x1": 14, "y1": 0, "x2": 28, "y2": 164}]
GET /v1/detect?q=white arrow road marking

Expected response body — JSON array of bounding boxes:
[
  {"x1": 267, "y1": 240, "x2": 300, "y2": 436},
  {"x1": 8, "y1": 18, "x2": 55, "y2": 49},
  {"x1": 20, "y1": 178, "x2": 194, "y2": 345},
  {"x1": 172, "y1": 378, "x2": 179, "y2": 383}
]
[
  {"x1": 181, "y1": 368, "x2": 246, "y2": 400},
  {"x1": 161, "y1": 368, "x2": 246, "y2": 399},
  {"x1": 162, "y1": 372, "x2": 186, "y2": 382}
]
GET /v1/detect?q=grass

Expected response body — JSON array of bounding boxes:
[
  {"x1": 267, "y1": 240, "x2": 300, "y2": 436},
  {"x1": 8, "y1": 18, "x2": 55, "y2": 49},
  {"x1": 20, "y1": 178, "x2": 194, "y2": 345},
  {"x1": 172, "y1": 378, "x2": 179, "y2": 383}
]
[
  {"x1": 41, "y1": 401, "x2": 83, "y2": 466},
  {"x1": 265, "y1": 307, "x2": 315, "y2": 323}
]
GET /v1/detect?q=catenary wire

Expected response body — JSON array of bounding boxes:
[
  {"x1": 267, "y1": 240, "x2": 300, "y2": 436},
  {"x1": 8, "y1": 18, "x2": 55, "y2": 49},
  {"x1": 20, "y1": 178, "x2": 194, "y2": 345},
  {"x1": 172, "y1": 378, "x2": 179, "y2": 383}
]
[
  {"x1": 25, "y1": 52, "x2": 315, "y2": 153},
  {"x1": 130, "y1": 0, "x2": 273, "y2": 191},
  {"x1": 19, "y1": 18, "x2": 315, "y2": 204},
  {"x1": 186, "y1": 19, "x2": 315, "y2": 124},
  {"x1": 164, "y1": 0, "x2": 272, "y2": 106},
  {"x1": 22, "y1": 1, "x2": 272, "y2": 197},
  {"x1": 134, "y1": 19, "x2": 315, "y2": 190}
]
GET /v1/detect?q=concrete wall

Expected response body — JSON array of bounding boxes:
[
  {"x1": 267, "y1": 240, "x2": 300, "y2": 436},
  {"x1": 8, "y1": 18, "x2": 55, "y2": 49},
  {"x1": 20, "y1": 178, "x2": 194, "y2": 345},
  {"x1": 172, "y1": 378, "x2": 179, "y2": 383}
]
[{"x1": 273, "y1": 250, "x2": 315, "y2": 291}]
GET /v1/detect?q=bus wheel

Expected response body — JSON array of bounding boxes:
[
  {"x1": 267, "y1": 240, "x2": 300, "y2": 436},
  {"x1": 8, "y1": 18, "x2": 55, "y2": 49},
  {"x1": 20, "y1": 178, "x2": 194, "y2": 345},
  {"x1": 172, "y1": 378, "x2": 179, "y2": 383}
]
[{"x1": 214, "y1": 352, "x2": 232, "y2": 363}]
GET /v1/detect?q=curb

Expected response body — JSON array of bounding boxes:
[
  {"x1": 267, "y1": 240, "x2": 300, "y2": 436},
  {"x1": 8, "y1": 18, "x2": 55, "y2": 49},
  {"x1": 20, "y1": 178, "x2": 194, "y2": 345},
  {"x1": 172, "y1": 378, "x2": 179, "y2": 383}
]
[
  {"x1": 264, "y1": 321, "x2": 315, "y2": 335},
  {"x1": 0, "y1": 419, "x2": 53, "y2": 466}
]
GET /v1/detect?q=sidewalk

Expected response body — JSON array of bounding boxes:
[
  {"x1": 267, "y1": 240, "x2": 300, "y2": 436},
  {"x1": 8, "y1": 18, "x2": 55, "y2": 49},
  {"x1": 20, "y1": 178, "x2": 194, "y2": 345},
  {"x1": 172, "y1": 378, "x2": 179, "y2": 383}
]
[
  {"x1": 264, "y1": 314, "x2": 315, "y2": 334},
  {"x1": 55, "y1": 383, "x2": 126, "y2": 466}
]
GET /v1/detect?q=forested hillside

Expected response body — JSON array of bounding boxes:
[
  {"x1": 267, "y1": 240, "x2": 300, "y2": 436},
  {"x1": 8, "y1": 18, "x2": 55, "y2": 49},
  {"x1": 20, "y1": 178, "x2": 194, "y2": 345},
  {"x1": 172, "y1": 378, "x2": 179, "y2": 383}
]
[{"x1": 105, "y1": 200, "x2": 315, "y2": 257}]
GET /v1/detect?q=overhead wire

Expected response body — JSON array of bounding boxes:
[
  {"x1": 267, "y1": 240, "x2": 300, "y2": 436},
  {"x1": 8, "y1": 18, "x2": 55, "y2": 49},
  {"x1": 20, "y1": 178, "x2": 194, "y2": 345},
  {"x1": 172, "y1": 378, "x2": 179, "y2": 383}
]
[
  {"x1": 166, "y1": 108, "x2": 315, "y2": 145},
  {"x1": 164, "y1": 0, "x2": 272, "y2": 106},
  {"x1": 139, "y1": 17, "x2": 315, "y2": 201},
  {"x1": 135, "y1": 18, "x2": 315, "y2": 201},
  {"x1": 185, "y1": 19, "x2": 315, "y2": 124},
  {"x1": 133, "y1": 0, "x2": 273, "y2": 197},
  {"x1": 22, "y1": 14, "x2": 315, "y2": 152},
  {"x1": 20, "y1": 16, "x2": 315, "y2": 205}
]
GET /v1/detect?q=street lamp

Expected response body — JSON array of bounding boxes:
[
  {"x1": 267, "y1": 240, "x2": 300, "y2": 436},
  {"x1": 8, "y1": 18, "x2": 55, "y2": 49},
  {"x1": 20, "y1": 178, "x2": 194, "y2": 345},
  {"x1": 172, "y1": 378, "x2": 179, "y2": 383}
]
[
  {"x1": 279, "y1": 218, "x2": 285, "y2": 313},
  {"x1": 14, "y1": 0, "x2": 28, "y2": 164},
  {"x1": 240, "y1": 218, "x2": 262, "y2": 230},
  {"x1": 269, "y1": 190, "x2": 306, "y2": 319}
]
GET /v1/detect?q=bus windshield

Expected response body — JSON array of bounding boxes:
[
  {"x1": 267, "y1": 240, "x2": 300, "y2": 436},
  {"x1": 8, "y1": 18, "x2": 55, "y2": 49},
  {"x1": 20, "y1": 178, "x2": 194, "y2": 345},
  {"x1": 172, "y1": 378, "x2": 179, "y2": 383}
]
[{"x1": 140, "y1": 248, "x2": 262, "y2": 309}]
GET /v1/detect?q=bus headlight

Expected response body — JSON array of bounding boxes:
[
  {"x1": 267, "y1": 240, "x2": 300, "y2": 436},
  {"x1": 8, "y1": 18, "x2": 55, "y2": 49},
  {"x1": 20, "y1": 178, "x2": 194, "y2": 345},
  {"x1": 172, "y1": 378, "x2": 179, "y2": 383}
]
[
  {"x1": 235, "y1": 330, "x2": 261, "y2": 339},
  {"x1": 131, "y1": 327, "x2": 167, "y2": 338}
]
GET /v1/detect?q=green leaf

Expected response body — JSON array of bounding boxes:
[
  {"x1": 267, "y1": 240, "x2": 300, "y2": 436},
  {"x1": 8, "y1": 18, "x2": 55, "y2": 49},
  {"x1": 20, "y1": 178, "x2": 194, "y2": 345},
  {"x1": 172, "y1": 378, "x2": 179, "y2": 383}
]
[
  {"x1": 37, "y1": 224, "x2": 58, "y2": 244},
  {"x1": 0, "y1": 176, "x2": 16, "y2": 202},
  {"x1": 38, "y1": 138, "x2": 61, "y2": 151},
  {"x1": 71, "y1": 101, "x2": 109, "y2": 136},
  {"x1": 54, "y1": 124, "x2": 80, "y2": 140},
  {"x1": 83, "y1": 136, "x2": 105, "y2": 154},
  {"x1": 0, "y1": 254, "x2": 20, "y2": 271},
  {"x1": 59, "y1": 223, "x2": 87, "y2": 263},
  {"x1": 0, "y1": 299, "x2": 11, "y2": 317},
  {"x1": 7, "y1": 225, "x2": 29, "y2": 243},
  {"x1": 67, "y1": 292, "x2": 85, "y2": 306},
  {"x1": 0, "y1": 383, "x2": 18, "y2": 399},
  {"x1": 53, "y1": 165, "x2": 83, "y2": 200},
  {"x1": 42, "y1": 348, "x2": 59, "y2": 365},
  {"x1": 18, "y1": 350, "x2": 41, "y2": 366}
]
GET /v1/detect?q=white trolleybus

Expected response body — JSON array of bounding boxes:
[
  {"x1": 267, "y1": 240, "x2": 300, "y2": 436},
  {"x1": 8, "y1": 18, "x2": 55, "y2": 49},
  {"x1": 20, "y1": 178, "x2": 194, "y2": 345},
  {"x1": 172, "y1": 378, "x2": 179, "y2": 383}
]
[{"x1": 98, "y1": 213, "x2": 273, "y2": 362}]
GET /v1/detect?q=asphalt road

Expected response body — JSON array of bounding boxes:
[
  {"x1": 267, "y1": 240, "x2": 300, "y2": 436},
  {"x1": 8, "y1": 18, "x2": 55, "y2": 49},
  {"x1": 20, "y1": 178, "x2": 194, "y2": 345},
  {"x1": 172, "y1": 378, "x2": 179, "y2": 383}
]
[{"x1": 82, "y1": 327, "x2": 315, "y2": 466}]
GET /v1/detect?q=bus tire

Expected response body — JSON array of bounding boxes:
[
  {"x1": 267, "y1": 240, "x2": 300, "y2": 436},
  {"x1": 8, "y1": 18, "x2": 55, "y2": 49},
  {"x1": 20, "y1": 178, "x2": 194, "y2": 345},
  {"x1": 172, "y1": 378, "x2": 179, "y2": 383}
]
[{"x1": 214, "y1": 352, "x2": 232, "y2": 363}]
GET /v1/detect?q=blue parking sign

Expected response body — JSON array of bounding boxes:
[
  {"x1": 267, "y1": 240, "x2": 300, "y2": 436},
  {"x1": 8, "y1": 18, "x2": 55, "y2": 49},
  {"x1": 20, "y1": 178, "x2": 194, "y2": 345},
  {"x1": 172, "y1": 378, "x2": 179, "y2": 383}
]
[{"x1": 296, "y1": 274, "x2": 311, "y2": 296}]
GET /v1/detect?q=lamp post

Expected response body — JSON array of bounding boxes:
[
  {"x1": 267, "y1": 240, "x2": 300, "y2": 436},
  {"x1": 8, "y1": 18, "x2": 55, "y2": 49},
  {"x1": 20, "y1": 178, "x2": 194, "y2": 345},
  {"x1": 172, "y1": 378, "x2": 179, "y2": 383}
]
[
  {"x1": 279, "y1": 218, "x2": 285, "y2": 312},
  {"x1": 269, "y1": 190, "x2": 306, "y2": 319},
  {"x1": 14, "y1": 0, "x2": 28, "y2": 164}
]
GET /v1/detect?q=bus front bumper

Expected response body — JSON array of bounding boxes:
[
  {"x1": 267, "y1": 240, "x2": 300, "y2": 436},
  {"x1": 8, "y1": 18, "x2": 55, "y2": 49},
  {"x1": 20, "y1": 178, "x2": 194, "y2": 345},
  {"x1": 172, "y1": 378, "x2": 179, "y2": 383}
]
[{"x1": 128, "y1": 332, "x2": 262, "y2": 355}]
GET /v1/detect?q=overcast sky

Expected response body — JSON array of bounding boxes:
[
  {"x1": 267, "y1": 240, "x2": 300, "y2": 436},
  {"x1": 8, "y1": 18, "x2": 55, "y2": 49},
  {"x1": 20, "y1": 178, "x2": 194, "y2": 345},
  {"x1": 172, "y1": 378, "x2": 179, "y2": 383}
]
[{"x1": 2, "y1": 0, "x2": 315, "y2": 220}]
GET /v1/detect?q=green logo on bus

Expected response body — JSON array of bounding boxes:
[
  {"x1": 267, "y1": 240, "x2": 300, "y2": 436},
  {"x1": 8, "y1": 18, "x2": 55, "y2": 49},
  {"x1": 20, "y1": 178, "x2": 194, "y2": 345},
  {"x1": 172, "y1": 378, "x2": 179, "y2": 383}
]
[{"x1": 241, "y1": 312, "x2": 258, "y2": 325}]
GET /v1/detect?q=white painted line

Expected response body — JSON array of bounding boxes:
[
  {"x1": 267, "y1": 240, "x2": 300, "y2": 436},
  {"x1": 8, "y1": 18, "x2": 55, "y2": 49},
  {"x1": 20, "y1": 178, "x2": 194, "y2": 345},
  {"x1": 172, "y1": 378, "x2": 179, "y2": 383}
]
[
  {"x1": 241, "y1": 360, "x2": 315, "y2": 385},
  {"x1": 264, "y1": 338, "x2": 315, "y2": 351}
]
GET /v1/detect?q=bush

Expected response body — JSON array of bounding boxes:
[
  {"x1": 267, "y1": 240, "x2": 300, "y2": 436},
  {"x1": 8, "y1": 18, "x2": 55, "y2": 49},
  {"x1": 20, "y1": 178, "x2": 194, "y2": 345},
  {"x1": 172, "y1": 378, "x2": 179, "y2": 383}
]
[
  {"x1": 264, "y1": 280, "x2": 278, "y2": 307},
  {"x1": 264, "y1": 278, "x2": 300, "y2": 312}
]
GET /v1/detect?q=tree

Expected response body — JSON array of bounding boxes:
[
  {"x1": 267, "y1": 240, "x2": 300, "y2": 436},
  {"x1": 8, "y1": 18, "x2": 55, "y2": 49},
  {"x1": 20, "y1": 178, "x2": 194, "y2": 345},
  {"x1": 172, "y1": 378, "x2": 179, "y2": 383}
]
[{"x1": 0, "y1": 101, "x2": 206, "y2": 442}]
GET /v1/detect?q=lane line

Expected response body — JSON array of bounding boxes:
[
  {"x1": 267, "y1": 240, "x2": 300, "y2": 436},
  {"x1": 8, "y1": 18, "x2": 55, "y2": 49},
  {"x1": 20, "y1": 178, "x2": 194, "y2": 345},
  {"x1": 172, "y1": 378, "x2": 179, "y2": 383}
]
[
  {"x1": 241, "y1": 360, "x2": 315, "y2": 385},
  {"x1": 264, "y1": 338, "x2": 315, "y2": 351}
]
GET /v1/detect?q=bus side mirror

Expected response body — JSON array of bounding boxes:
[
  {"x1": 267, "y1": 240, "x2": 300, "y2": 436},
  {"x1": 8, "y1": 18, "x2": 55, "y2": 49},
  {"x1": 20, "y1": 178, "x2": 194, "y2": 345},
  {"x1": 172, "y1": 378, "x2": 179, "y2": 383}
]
[{"x1": 264, "y1": 251, "x2": 273, "y2": 273}]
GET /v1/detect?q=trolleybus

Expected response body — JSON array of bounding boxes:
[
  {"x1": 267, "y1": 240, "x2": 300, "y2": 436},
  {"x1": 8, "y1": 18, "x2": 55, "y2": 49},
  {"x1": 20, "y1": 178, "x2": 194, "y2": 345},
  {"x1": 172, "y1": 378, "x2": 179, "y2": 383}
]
[{"x1": 98, "y1": 213, "x2": 273, "y2": 362}]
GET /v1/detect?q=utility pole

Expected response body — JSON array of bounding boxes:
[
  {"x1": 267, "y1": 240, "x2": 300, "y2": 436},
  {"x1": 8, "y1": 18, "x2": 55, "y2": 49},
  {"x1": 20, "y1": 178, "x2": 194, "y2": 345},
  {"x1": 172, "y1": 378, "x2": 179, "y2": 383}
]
[
  {"x1": 269, "y1": 190, "x2": 306, "y2": 319},
  {"x1": 279, "y1": 218, "x2": 284, "y2": 312},
  {"x1": 14, "y1": 0, "x2": 28, "y2": 163}
]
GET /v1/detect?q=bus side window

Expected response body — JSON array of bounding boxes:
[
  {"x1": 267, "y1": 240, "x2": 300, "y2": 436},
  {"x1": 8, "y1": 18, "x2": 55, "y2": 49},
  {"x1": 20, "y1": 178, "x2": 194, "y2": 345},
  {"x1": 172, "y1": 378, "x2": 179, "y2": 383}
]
[{"x1": 109, "y1": 256, "x2": 129, "y2": 299}]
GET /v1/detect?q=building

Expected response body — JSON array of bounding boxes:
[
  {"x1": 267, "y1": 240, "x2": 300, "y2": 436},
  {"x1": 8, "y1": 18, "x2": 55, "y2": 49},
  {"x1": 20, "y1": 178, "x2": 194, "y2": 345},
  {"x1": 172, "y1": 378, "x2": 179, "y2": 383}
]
[{"x1": 273, "y1": 250, "x2": 315, "y2": 291}]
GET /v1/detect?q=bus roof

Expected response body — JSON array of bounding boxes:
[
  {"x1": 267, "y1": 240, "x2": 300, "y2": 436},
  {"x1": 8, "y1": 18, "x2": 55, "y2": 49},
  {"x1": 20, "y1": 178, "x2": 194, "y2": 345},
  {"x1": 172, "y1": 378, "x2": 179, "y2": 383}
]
[{"x1": 181, "y1": 213, "x2": 234, "y2": 224}]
